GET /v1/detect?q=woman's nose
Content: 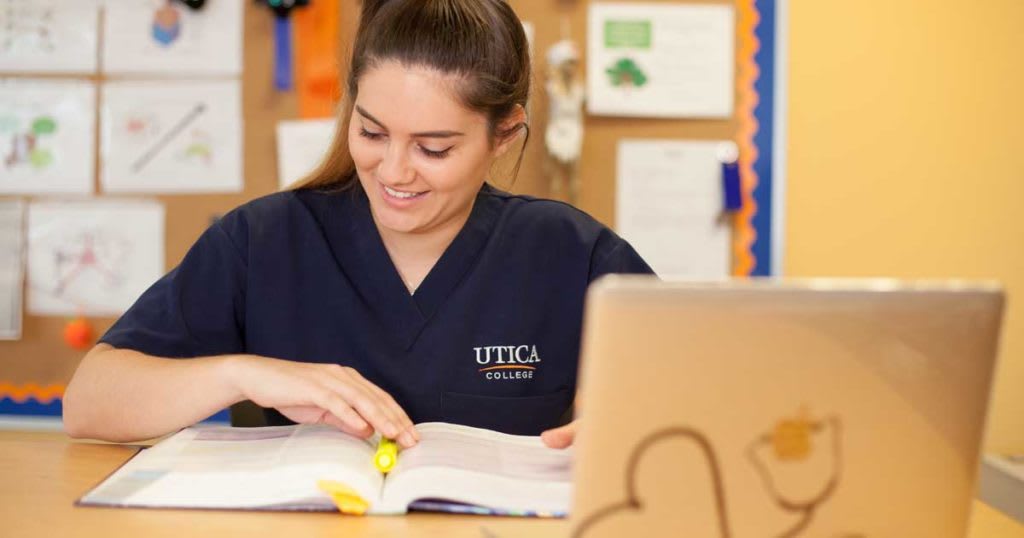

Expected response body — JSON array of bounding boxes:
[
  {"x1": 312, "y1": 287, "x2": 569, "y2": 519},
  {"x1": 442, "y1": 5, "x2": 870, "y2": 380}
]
[{"x1": 378, "y1": 143, "x2": 414, "y2": 184}]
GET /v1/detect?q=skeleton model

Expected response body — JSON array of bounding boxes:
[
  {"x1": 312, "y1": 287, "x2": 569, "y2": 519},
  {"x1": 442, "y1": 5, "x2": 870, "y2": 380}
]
[{"x1": 544, "y1": 39, "x2": 585, "y2": 205}]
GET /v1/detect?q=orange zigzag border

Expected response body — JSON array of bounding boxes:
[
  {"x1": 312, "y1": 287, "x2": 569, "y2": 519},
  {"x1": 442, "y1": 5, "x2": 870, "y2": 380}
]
[
  {"x1": 733, "y1": 0, "x2": 761, "y2": 276},
  {"x1": 0, "y1": 382, "x2": 65, "y2": 405}
]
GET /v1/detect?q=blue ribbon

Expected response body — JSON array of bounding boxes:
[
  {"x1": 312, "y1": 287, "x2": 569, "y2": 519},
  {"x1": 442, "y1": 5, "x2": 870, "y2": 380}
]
[{"x1": 274, "y1": 16, "x2": 293, "y2": 91}]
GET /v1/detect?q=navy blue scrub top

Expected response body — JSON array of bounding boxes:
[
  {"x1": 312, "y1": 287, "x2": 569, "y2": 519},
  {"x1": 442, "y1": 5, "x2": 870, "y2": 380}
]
[{"x1": 100, "y1": 183, "x2": 653, "y2": 435}]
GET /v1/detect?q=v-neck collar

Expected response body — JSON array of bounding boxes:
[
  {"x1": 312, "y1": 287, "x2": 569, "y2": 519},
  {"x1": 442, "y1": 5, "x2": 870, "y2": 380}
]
[{"x1": 323, "y1": 184, "x2": 501, "y2": 350}]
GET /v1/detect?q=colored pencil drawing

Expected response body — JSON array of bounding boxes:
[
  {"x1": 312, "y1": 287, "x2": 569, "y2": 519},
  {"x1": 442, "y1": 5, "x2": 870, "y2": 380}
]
[
  {"x1": 102, "y1": 0, "x2": 241, "y2": 76},
  {"x1": 49, "y1": 230, "x2": 134, "y2": 297},
  {"x1": 151, "y1": 2, "x2": 183, "y2": 46},
  {"x1": 0, "y1": 80, "x2": 94, "y2": 194},
  {"x1": 28, "y1": 201, "x2": 164, "y2": 316},
  {"x1": 3, "y1": 115, "x2": 58, "y2": 170},
  {"x1": 101, "y1": 81, "x2": 241, "y2": 193},
  {"x1": 0, "y1": 0, "x2": 99, "y2": 73},
  {"x1": 0, "y1": 3, "x2": 57, "y2": 53}
]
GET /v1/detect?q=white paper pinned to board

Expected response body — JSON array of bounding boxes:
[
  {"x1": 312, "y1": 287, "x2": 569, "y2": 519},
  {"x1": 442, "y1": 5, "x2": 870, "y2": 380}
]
[
  {"x1": 615, "y1": 139, "x2": 732, "y2": 277},
  {"x1": 275, "y1": 118, "x2": 337, "y2": 190},
  {"x1": 0, "y1": 0, "x2": 100, "y2": 74},
  {"x1": 101, "y1": 0, "x2": 242, "y2": 76},
  {"x1": 101, "y1": 80, "x2": 243, "y2": 194},
  {"x1": 27, "y1": 199, "x2": 165, "y2": 316},
  {"x1": 0, "y1": 199, "x2": 25, "y2": 340},
  {"x1": 587, "y1": 3, "x2": 735, "y2": 118}
]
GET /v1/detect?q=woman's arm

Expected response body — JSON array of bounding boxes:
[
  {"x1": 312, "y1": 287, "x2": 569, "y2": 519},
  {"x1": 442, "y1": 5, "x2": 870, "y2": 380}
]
[
  {"x1": 62, "y1": 344, "x2": 243, "y2": 442},
  {"x1": 63, "y1": 344, "x2": 418, "y2": 446}
]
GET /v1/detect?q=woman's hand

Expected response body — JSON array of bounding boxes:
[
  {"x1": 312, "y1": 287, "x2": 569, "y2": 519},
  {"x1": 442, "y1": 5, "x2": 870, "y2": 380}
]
[
  {"x1": 541, "y1": 419, "x2": 578, "y2": 449},
  {"x1": 228, "y1": 355, "x2": 419, "y2": 448}
]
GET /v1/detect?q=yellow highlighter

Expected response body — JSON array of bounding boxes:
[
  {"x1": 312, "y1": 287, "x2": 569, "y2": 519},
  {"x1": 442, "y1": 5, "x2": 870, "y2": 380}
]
[
  {"x1": 317, "y1": 480, "x2": 370, "y2": 515},
  {"x1": 374, "y1": 437, "x2": 399, "y2": 474}
]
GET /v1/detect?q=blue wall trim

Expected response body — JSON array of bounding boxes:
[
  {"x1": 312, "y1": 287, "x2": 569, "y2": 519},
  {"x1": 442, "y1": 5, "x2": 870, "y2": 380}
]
[
  {"x1": 0, "y1": 397, "x2": 63, "y2": 417},
  {"x1": 0, "y1": 397, "x2": 229, "y2": 423},
  {"x1": 751, "y1": 0, "x2": 777, "y2": 276}
]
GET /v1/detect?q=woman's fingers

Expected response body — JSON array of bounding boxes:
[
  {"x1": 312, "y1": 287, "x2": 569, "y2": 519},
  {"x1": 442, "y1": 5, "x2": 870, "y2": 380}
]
[
  {"x1": 541, "y1": 420, "x2": 577, "y2": 449},
  {"x1": 336, "y1": 367, "x2": 403, "y2": 430},
  {"x1": 320, "y1": 367, "x2": 413, "y2": 444},
  {"x1": 314, "y1": 390, "x2": 372, "y2": 435},
  {"x1": 244, "y1": 357, "x2": 417, "y2": 445},
  {"x1": 276, "y1": 405, "x2": 374, "y2": 438},
  {"x1": 343, "y1": 368, "x2": 419, "y2": 445},
  {"x1": 322, "y1": 410, "x2": 375, "y2": 438}
]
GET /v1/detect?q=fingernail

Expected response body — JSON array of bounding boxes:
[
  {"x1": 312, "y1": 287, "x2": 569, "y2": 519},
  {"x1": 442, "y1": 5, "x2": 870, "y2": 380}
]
[{"x1": 399, "y1": 431, "x2": 416, "y2": 448}]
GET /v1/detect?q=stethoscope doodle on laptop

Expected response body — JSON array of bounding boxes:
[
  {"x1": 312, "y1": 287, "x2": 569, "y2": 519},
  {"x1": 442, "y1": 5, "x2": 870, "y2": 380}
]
[{"x1": 571, "y1": 408, "x2": 857, "y2": 538}]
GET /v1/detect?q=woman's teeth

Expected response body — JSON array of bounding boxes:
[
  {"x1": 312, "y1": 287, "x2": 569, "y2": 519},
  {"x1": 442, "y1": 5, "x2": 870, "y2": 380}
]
[{"x1": 384, "y1": 185, "x2": 426, "y2": 199}]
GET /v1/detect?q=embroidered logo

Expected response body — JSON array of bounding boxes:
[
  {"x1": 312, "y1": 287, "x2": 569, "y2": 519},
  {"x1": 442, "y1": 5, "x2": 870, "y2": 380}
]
[{"x1": 474, "y1": 345, "x2": 540, "y2": 381}]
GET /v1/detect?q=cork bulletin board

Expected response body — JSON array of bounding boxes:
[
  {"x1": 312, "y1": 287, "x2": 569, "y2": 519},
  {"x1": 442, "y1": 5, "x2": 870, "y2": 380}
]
[{"x1": 0, "y1": 0, "x2": 781, "y2": 417}]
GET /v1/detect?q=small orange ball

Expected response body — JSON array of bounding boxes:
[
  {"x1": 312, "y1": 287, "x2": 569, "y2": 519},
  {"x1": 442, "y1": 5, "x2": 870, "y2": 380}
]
[{"x1": 63, "y1": 318, "x2": 94, "y2": 350}]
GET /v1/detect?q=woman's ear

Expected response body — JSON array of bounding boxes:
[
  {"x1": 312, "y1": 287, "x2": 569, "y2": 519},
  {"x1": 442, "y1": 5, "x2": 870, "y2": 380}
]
[{"x1": 493, "y1": 104, "x2": 528, "y2": 158}]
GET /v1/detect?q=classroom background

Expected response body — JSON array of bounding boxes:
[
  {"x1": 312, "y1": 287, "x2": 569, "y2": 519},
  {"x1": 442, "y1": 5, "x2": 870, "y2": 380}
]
[{"x1": 0, "y1": 0, "x2": 1020, "y2": 462}]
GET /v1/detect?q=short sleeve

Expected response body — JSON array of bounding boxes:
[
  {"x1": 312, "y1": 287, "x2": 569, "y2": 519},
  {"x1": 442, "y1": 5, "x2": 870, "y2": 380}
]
[
  {"x1": 588, "y1": 229, "x2": 655, "y2": 281},
  {"x1": 99, "y1": 215, "x2": 248, "y2": 358}
]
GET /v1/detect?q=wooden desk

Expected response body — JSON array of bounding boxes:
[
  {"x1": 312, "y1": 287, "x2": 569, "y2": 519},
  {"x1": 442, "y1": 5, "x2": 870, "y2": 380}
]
[{"x1": 3, "y1": 431, "x2": 1022, "y2": 537}]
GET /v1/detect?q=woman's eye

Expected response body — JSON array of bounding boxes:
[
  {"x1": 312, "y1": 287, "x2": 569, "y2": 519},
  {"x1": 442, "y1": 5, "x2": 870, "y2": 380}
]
[
  {"x1": 359, "y1": 127, "x2": 384, "y2": 140},
  {"x1": 420, "y1": 146, "x2": 452, "y2": 159},
  {"x1": 359, "y1": 126, "x2": 450, "y2": 158}
]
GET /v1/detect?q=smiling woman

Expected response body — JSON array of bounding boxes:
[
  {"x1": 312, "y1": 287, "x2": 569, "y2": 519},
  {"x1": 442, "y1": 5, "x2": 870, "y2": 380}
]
[
  {"x1": 346, "y1": 63, "x2": 526, "y2": 291},
  {"x1": 293, "y1": 0, "x2": 532, "y2": 292},
  {"x1": 61, "y1": 0, "x2": 653, "y2": 449}
]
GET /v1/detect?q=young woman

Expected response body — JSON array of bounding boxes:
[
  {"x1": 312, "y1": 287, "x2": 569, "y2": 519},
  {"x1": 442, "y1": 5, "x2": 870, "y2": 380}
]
[{"x1": 63, "y1": 0, "x2": 652, "y2": 449}]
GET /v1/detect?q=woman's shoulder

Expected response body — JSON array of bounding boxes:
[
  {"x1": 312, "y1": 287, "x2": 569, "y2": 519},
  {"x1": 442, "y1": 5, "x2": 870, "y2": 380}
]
[
  {"x1": 207, "y1": 189, "x2": 342, "y2": 252},
  {"x1": 230, "y1": 189, "x2": 319, "y2": 219},
  {"x1": 480, "y1": 185, "x2": 608, "y2": 237},
  {"x1": 480, "y1": 185, "x2": 653, "y2": 275},
  {"x1": 222, "y1": 188, "x2": 351, "y2": 229}
]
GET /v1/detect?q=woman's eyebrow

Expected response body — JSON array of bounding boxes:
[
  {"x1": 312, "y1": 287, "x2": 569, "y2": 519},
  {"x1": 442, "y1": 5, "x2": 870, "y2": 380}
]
[{"x1": 355, "y1": 105, "x2": 465, "y2": 138}]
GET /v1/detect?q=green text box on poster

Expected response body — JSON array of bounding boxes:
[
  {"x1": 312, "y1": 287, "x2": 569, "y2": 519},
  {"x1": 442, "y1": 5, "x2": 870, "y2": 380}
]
[{"x1": 604, "y1": 20, "x2": 652, "y2": 48}]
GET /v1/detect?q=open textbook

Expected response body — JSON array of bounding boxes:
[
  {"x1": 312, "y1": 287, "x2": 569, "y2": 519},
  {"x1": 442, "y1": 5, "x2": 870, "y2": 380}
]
[{"x1": 77, "y1": 422, "x2": 572, "y2": 516}]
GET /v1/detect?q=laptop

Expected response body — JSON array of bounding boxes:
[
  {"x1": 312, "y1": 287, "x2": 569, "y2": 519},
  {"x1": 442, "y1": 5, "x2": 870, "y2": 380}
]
[{"x1": 570, "y1": 276, "x2": 1004, "y2": 537}]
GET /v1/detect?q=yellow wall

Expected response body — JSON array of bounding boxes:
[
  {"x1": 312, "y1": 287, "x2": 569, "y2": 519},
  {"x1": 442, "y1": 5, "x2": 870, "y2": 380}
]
[{"x1": 786, "y1": 0, "x2": 1024, "y2": 452}]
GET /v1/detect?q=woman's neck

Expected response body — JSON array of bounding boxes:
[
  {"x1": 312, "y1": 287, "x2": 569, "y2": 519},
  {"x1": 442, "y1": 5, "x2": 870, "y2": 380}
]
[{"x1": 374, "y1": 206, "x2": 474, "y2": 294}]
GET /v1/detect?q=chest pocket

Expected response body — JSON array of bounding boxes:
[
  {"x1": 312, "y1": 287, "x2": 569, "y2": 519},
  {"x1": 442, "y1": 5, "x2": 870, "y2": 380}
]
[{"x1": 441, "y1": 389, "x2": 572, "y2": 436}]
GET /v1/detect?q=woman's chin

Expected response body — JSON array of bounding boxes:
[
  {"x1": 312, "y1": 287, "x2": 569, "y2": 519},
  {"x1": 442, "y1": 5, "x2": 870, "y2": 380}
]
[{"x1": 374, "y1": 212, "x2": 427, "y2": 235}]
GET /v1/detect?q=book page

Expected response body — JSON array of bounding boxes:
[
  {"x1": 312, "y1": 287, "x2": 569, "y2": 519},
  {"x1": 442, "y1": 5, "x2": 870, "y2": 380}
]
[
  {"x1": 80, "y1": 424, "x2": 381, "y2": 511},
  {"x1": 378, "y1": 423, "x2": 572, "y2": 515}
]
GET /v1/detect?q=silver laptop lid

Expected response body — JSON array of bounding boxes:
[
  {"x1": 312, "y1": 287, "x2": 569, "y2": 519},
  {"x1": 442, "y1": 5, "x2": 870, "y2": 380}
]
[{"x1": 572, "y1": 277, "x2": 1004, "y2": 537}]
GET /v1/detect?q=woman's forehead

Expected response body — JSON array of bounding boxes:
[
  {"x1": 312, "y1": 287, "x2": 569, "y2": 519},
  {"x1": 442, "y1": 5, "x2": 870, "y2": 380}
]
[{"x1": 355, "y1": 61, "x2": 486, "y2": 132}]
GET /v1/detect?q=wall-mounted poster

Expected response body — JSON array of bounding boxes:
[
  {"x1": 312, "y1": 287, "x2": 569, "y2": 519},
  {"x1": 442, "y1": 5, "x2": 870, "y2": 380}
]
[
  {"x1": 0, "y1": 199, "x2": 24, "y2": 340},
  {"x1": 0, "y1": 0, "x2": 100, "y2": 73},
  {"x1": 101, "y1": 0, "x2": 242, "y2": 76},
  {"x1": 276, "y1": 118, "x2": 335, "y2": 190},
  {"x1": 616, "y1": 139, "x2": 732, "y2": 277},
  {"x1": 587, "y1": 3, "x2": 735, "y2": 118},
  {"x1": 101, "y1": 80, "x2": 243, "y2": 193},
  {"x1": 0, "y1": 78, "x2": 95, "y2": 194},
  {"x1": 27, "y1": 199, "x2": 164, "y2": 316}
]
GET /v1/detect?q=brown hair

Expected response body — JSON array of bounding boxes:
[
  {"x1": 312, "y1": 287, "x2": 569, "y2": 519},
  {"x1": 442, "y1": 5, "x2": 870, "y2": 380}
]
[{"x1": 289, "y1": 0, "x2": 531, "y2": 192}]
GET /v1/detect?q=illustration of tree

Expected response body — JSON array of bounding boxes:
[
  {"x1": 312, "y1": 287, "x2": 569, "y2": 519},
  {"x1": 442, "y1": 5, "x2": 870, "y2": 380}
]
[{"x1": 605, "y1": 58, "x2": 648, "y2": 88}]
